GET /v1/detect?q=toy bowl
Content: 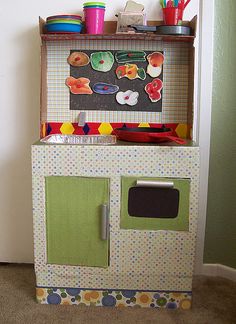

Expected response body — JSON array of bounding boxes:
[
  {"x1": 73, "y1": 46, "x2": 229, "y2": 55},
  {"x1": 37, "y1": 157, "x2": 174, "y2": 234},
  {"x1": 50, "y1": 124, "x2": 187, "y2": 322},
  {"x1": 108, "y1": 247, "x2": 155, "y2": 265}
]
[
  {"x1": 46, "y1": 19, "x2": 82, "y2": 25},
  {"x1": 45, "y1": 23, "x2": 83, "y2": 33},
  {"x1": 46, "y1": 14, "x2": 82, "y2": 21}
]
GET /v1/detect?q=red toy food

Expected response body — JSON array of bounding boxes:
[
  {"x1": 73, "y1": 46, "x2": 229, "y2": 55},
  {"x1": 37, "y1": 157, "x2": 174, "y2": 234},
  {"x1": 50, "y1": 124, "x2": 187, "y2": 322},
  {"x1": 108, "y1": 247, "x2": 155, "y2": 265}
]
[{"x1": 145, "y1": 78, "x2": 163, "y2": 102}]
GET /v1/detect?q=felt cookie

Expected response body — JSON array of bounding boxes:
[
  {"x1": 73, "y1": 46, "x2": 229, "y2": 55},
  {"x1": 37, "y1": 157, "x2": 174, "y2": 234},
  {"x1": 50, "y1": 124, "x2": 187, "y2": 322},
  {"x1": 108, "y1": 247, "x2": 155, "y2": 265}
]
[{"x1": 67, "y1": 52, "x2": 90, "y2": 67}]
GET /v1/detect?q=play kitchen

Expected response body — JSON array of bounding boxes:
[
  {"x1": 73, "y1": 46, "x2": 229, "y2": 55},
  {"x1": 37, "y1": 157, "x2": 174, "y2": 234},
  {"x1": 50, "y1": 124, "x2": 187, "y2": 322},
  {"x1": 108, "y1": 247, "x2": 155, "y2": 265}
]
[{"x1": 32, "y1": 0, "x2": 199, "y2": 309}]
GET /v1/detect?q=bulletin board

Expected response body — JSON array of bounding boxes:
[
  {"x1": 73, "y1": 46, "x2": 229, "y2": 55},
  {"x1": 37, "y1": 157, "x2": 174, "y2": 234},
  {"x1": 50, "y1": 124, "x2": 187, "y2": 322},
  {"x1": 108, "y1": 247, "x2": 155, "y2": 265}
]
[{"x1": 68, "y1": 50, "x2": 164, "y2": 112}]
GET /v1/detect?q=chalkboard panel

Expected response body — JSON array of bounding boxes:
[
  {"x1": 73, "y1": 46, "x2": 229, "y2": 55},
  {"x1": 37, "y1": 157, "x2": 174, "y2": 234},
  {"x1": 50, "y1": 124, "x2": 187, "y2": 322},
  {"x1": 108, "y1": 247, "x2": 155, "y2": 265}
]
[
  {"x1": 69, "y1": 50, "x2": 163, "y2": 112},
  {"x1": 128, "y1": 187, "x2": 179, "y2": 218}
]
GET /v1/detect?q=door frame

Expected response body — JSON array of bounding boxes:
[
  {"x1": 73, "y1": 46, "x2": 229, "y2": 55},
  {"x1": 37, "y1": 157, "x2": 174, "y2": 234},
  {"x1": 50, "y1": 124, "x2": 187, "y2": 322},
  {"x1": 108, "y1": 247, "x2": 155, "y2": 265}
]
[{"x1": 194, "y1": 0, "x2": 215, "y2": 274}]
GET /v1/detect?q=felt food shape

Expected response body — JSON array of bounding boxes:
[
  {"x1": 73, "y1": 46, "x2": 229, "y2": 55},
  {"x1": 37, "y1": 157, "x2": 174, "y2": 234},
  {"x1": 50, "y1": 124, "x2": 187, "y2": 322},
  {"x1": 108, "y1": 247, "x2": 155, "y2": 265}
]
[
  {"x1": 115, "y1": 51, "x2": 146, "y2": 63},
  {"x1": 67, "y1": 52, "x2": 90, "y2": 67},
  {"x1": 66, "y1": 77, "x2": 93, "y2": 94},
  {"x1": 147, "y1": 52, "x2": 165, "y2": 78},
  {"x1": 116, "y1": 65, "x2": 126, "y2": 78},
  {"x1": 90, "y1": 51, "x2": 114, "y2": 72},
  {"x1": 116, "y1": 90, "x2": 139, "y2": 106},
  {"x1": 145, "y1": 78, "x2": 163, "y2": 102},
  {"x1": 93, "y1": 83, "x2": 119, "y2": 94},
  {"x1": 148, "y1": 52, "x2": 164, "y2": 66},
  {"x1": 116, "y1": 64, "x2": 146, "y2": 80}
]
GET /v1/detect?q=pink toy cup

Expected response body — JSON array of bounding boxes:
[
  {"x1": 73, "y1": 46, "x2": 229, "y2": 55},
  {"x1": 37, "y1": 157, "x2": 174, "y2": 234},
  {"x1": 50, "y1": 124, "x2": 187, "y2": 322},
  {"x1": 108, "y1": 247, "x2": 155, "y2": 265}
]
[
  {"x1": 84, "y1": 7, "x2": 105, "y2": 34},
  {"x1": 162, "y1": 7, "x2": 183, "y2": 25}
]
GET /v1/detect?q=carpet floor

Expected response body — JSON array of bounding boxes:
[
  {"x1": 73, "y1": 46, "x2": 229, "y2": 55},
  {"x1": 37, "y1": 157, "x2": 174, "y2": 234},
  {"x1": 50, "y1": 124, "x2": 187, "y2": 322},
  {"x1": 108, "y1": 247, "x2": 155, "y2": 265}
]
[{"x1": 0, "y1": 264, "x2": 235, "y2": 324}]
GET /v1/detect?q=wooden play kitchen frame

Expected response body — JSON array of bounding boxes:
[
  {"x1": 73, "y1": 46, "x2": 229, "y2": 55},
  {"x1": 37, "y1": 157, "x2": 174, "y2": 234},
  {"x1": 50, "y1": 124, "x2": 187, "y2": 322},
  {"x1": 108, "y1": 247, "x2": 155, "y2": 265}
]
[
  {"x1": 39, "y1": 16, "x2": 196, "y2": 139},
  {"x1": 32, "y1": 16, "x2": 200, "y2": 309}
]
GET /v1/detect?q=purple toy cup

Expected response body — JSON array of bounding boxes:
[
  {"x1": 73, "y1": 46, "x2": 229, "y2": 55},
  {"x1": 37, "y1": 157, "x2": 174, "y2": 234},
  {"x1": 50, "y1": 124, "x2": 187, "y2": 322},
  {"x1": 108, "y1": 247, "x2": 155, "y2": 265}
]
[{"x1": 84, "y1": 7, "x2": 105, "y2": 34}]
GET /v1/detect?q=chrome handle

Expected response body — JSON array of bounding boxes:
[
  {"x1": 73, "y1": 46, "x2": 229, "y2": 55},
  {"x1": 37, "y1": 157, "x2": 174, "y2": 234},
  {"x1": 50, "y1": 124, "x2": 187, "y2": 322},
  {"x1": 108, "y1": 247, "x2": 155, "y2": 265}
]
[
  {"x1": 78, "y1": 111, "x2": 86, "y2": 127},
  {"x1": 101, "y1": 204, "x2": 109, "y2": 240},
  {"x1": 136, "y1": 180, "x2": 174, "y2": 188}
]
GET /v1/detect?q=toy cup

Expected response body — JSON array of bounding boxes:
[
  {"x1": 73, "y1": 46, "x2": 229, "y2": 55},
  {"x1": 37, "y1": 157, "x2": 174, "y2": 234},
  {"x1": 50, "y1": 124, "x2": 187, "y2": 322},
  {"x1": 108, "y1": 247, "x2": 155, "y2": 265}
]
[
  {"x1": 83, "y1": 1, "x2": 105, "y2": 5},
  {"x1": 162, "y1": 7, "x2": 183, "y2": 25},
  {"x1": 84, "y1": 7, "x2": 105, "y2": 34}
]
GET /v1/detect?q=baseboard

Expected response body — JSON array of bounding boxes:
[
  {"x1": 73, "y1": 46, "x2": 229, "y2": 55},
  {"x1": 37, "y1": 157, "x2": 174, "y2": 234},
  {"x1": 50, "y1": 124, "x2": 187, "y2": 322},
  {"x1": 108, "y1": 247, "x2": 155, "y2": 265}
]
[{"x1": 201, "y1": 264, "x2": 236, "y2": 282}]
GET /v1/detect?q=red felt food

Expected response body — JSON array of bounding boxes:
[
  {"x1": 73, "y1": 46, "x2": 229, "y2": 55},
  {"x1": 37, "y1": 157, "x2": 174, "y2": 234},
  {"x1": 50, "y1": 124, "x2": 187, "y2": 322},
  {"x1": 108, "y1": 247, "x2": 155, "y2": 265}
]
[{"x1": 145, "y1": 78, "x2": 163, "y2": 103}]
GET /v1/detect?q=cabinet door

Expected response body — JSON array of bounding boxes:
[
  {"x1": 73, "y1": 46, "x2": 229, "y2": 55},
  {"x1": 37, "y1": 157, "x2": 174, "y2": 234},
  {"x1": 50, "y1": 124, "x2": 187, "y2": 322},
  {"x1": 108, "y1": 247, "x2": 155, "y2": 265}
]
[{"x1": 45, "y1": 176, "x2": 109, "y2": 268}]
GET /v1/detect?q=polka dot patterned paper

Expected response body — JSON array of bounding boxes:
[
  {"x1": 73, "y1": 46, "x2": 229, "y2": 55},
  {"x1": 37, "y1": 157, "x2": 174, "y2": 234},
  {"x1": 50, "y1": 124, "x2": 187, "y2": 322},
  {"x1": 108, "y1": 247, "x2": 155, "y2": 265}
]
[
  {"x1": 32, "y1": 143, "x2": 199, "y2": 296},
  {"x1": 36, "y1": 286, "x2": 192, "y2": 309}
]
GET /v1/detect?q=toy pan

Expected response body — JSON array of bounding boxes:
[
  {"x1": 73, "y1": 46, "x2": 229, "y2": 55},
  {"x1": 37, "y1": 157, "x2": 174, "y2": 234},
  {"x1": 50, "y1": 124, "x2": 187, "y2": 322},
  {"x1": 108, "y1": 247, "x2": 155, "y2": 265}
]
[
  {"x1": 113, "y1": 126, "x2": 186, "y2": 144},
  {"x1": 129, "y1": 25, "x2": 191, "y2": 36}
]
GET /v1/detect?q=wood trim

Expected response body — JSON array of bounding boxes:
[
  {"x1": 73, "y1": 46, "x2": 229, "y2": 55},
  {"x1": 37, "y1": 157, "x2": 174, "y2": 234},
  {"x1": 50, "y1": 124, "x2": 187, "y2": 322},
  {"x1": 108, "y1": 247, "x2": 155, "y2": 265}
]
[
  {"x1": 40, "y1": 42, "x2": 47, "y2": 137},
  {"x1": 194, "y1": 0, "x2": 215, "y2": 275},
  {"x1": 201, "y1": 264, "x2": 236, "y2": 282},
  {"x1": 187, "y1": 44, "x2": 195, "y2": 138}
]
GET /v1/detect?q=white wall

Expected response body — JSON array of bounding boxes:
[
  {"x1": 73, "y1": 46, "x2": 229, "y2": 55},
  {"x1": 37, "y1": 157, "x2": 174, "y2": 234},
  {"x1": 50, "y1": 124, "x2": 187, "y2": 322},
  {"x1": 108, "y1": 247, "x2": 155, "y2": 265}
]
[{"x1": 0, "y1": 0, "x2": 199, "y2": 263}]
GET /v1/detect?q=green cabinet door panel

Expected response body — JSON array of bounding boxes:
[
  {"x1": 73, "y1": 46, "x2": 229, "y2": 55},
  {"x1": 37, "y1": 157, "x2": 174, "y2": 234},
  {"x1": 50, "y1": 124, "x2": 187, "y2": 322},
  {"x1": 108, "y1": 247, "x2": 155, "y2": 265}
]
[
  {"x1": 121, "y1": 177, "x2": 190, "y2": 231},
  {"x1": 45, "y1": 176, "x2": 109, "y2": 267}
]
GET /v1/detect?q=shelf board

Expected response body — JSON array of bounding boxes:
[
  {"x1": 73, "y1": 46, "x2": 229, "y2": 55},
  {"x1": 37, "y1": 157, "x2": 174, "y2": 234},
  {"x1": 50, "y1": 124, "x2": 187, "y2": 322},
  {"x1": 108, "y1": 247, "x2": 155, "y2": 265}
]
[{"x1": 41, "y1": 32, "x2": 194, "y2": 42}]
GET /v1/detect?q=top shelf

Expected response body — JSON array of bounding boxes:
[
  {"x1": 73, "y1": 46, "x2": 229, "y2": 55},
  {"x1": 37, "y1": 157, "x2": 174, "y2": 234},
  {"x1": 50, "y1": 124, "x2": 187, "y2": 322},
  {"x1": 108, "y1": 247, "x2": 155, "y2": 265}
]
[{"x1": 39, "y1": 16, "x2": 196, "y2": 43}]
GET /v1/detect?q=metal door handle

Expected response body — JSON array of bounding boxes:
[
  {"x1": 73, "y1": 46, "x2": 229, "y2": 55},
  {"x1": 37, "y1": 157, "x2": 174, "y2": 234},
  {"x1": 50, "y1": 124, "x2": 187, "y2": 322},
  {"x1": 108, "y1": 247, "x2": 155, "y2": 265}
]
[
  {"x1": 101, "y1": 204, "x2": 109, "y2": 240},
  {"x1": 136, "y1": 180, "x2": 174, "y2": 188}
]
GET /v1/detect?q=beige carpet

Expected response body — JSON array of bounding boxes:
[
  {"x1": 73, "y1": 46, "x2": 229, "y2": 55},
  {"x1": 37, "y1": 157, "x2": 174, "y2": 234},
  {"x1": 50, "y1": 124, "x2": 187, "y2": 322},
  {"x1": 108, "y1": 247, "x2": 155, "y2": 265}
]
[{"x1": 0, "y1": 264, "x2": 235, "y2": 324}]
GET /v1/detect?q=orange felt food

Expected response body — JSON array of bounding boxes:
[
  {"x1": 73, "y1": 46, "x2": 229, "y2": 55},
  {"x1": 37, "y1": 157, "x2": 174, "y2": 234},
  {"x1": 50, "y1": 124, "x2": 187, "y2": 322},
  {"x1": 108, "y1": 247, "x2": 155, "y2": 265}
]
[
  {"x1": 67, "y1": 52, "x2": 90, "y2": 67},
  {"x1": 125, "y1": 64, "x2": 138, "y2": 80},
  {"x1": 65, "y1": 77, "x2": 93, "y2": 94},
  {"x1": 147, "y1": 52, "x2": 164, "y2": 67}
]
